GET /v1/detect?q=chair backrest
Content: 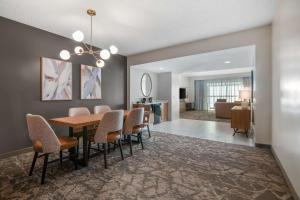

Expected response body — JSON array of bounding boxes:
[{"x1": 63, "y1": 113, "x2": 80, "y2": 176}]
[
  {"x1": 94, "y1": 110, "x2": 124, "y2": 143},
  {"x1": 94, "y1": 105, "x2": 111, "y2": 114},
  {"x1": 123, "y1": 108, "x2": 144, "y2": 135},
  {"x1": 26, "y1": 114, "x2": 60, "y2": 153},
  {"x1": 69, "y1": 107, "x2": 91, "y2": 117}
]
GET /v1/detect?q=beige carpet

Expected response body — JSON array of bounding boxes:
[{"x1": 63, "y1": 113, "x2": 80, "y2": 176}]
[
  {"x1": 0, "y1": 132, "x2": 292, "y2": 200},
  {"x1": 180, "y1": 110, "x2": 230, "y2": 123}
]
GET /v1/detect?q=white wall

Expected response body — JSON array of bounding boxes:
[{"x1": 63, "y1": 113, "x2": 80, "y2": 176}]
[
  {"x1": 157, "y1": 72, "x2": 172, "y2": 120},
  {"x1": 172, "y1": 74, "x2": 180, "y2": 120},
  {"x1": 130, "y1": 68, "x2": 158, "y2": 106},
  {"x1": 128, "y1": 25, "x2": 272, "y2": 145},
  {"x1": 272, "y1": 0, "x2": 300, "y2": 196}
]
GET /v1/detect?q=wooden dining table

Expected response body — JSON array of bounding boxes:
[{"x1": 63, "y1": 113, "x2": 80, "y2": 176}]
[{"x1": 49, "y1": 111, "x2": 129, "y2": 167}]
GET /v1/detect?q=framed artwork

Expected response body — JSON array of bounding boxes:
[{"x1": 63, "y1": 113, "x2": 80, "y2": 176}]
[
  {"x1": 81, "y1": 64, "x2": 102, "y2": 99},
  {"x1": 41, "y1": 57, "x2": 72, "y2": 101}
]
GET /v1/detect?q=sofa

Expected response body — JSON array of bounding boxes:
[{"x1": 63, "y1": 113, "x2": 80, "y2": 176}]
[{"x1": 214, "y1": 100, "x2": 241, "y2": 119}]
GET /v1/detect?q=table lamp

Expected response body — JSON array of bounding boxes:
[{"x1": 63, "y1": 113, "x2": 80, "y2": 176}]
[{"x1": 239, "y1": 87, "x2": 251, "y2": 109}]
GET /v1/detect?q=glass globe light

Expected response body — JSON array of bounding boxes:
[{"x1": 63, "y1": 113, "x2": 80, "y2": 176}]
[
  {"x1": 109, "y1": 45, "x2": 118, "y2": 54},
  {"x1": 96, "y1": 59, "x2": 105, "y2": 68},
  {"x1": 60, "y1": 50, "x2": 70, "y2": 60},
  {"x1": 100, "y1": 49, "x2": 110, "y2": 60},
  {"x1": 72, "y1": 30, "x2": 84, "y2": 42},
  {"x1": 74, "y1": 46, "x2": 84, "y2": 55}
]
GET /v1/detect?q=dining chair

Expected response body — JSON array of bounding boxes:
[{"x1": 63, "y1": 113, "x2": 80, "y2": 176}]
[
  {"x1": 132, "y1": 104, "x2": 151, "y2": 137},
  {"x1": 94, "y1": 105, "x2": 111, "y2": 114},
  {"x1": 26, "y1": 114, "x2": 78, "y2": 184},
  {"x1": 87, "y1": 110, "x2": 124, "y2": 168},
  {"x1": 68, "y1": 107, "x2": 95, "y2": 156},
  {"x1": 123, "y1": 108, "x2": 145, "y2": 156}
]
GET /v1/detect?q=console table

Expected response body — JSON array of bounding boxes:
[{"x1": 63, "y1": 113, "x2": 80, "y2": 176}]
[{"x1": 231, "y1": 106, "x2": 251, "y2": 137}]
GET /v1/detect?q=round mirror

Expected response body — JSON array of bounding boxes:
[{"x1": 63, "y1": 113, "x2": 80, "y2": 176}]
[{"x1": 141, "y1": 73, "x2": 152, "y2": 97}]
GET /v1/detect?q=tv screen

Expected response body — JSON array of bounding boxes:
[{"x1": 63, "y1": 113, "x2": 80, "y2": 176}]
[{"x1": 179, "y1": 88, "x2": 186, "y2": 99}]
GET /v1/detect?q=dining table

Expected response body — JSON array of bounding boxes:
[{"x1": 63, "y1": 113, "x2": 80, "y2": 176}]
[{"x1": 49, "y1": 110, "x2": 129, "y2": 167}]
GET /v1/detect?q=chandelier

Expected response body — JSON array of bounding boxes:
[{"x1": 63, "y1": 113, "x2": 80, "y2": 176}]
[{"x1": 59, "y1": 9, "x2": 118, "y2": 68}]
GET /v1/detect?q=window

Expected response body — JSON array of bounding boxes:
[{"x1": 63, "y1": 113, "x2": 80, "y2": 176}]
[
  {"x1": 204, "y1": 78, "x2": 244, "y2": 109},
  {"x1": 194, "y1": 77, "x2": 250, "y2": 111}
]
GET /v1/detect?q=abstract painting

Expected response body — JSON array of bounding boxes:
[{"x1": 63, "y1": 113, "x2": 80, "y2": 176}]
[
  {"x1": 81, "y1": 64, "x2": 102, "y2": 99},
  {"x1": 41, "y1": 57, "x2": 72, "y2": 100}
]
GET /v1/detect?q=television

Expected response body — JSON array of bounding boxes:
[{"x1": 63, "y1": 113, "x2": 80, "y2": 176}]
[{"x1": 179, "y1": 88, "x2": 187, "y2": 99}]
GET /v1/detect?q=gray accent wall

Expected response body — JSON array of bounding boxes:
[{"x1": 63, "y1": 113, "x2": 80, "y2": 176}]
[{"x1": 0, "y1": 17, "x2": 127, "y2": 154}]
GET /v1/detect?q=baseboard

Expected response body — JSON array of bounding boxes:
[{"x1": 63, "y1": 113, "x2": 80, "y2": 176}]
[
  {"x1": 271, "y1": 147, "x2": 300, "y2": 200},
  {"x1": 0, "y1": 147, "x2": 32, "y2": 160},
  {"x1": 255, "y1": 143, "x2": 271, "y2": 149}
]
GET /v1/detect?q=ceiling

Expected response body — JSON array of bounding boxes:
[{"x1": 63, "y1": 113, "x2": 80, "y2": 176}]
[
  {"x1": 0, "y1": 0, "x2": 277, "y2": 56},
  {"x1": 132, "y1": 46, "x2": 255, "y2": 77}
]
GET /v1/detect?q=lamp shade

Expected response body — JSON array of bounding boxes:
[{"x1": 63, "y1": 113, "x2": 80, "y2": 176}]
[{"x1": 239, "y1": 87, "x2": 251, "y2": 101}]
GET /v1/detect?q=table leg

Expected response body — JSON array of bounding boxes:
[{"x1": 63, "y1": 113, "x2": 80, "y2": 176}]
[
  {"x1": 82, "y1": 126, "x2": 88, "y2": 166},
  {"x1": 69, "y1": 127, "x2": 75, "y2": 161}
]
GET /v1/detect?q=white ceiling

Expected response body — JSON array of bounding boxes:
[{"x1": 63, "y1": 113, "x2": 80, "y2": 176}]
[
  {"x1": 0, "y1": 0, "x2": 277, "y2": 56},
  {"x1": 132, "y1": 46, "x2": 255, "y2": 77}
]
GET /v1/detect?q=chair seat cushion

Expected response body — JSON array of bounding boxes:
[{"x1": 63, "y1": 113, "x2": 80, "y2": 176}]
[
  {"x1": 33, "y1": 136, "x2": 78, "y2": 152},
  {"x1": 131, "y1": 124, "x2": 144, "y2": 134},
  {"x1": 88, "y1": 131, "x2": 121, "y2": 143}
]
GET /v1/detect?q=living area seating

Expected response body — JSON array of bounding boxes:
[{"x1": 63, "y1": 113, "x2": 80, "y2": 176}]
[{"x1": 214, "y1": 99, "x2": 241, "y2": 119}]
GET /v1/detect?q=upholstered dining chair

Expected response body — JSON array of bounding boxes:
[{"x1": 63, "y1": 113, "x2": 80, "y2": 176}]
[
  {"x1": 133, "y1": 104, "x2": 151, "y2": 137},
  {"x1": 68, "y1": 107, "x2": 95, "y2": 156},
  {"x1": 26, "y1": 114, "x2": 78, "y2": 184},
  {"x1": 87, "y1": 110, "x2": 124, "y2": 169},
  {"x1": 123, "y1": 108, "x2": 145, "y2": 156},
  {"x1": 94, "y1": 105, "x2": 111, "y2": 114}
]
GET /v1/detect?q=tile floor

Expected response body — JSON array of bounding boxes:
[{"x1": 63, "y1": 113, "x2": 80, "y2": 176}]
[{"x1": 152, "y1": 119, "x2": 254, "y2": 147}]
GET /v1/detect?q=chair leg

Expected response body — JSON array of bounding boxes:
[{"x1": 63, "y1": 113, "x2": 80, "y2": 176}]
[
  {"x1": 59, "y1": 151, "x2": 63, "y2": 166},
  {"x1": 118, "y1": 139, "x2": 124, "y2": 160},
  {"x1": 139, "y1": 132, "x2": 144, "y2": 150},
  {"x1": 129, "y1": 135, "x2": 133, "y2": 156},
  {"x1": 41, "y1": 154, "x2": 49, "y2": 185},
  {"x1": 97, "y1": 143, "x2": 100, "y2": 151},
  {"x1": 113, "y1": 141, "x2": 116, "y2": 151},
  {"x1": 87, "y1": 141, "x2": 91, "y2": 159},
  {"x1": 147, "y1": 125, "x2": 151, "y2": 138},
  {"x1": 76, "y1": 137, "x2": 80, "y2": 158},
  {"x1": 103, "y1": 143, "x2": 107, "y2": 169},
  {"x1": 108, "y1": 143, "x2": 111, "y2": 153},
  {"x1": 29, "y1": 152, "x2": 38, "y2": 176}
]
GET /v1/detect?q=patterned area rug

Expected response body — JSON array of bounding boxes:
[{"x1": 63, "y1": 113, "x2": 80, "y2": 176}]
[
  {"x1": 0, "y1": 132, "x2": 292, "y2": 200},
  {"x1": 180, "y1": 110, "x2": 231, "y2": 123}
]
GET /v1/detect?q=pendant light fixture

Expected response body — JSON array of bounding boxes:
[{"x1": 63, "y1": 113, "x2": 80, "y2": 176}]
[{"x1": 59, "y1": 9, "x2": 118, "y2": 68}]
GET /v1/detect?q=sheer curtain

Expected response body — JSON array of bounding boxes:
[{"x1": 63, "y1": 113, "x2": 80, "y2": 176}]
[{"x1": 195, "y1": 77, "x2": 250, "y2": 110}]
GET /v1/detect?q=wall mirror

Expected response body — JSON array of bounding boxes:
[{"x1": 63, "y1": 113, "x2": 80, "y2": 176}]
[{"x1": 141, "y1": 73, "x2": 152, "y2": 97}]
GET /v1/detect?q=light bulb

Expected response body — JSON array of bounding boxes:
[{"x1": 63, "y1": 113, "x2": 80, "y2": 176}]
[
  {"x1": 60, "y1": 50, "x2": 70, "y2": 60},
  {"x1": 96, "y1": 59, "x2": 105, "y2": 68},
  {"x1": 72, "y1": 30, "x2": 84, "y2": 42},
  {"x1": 109, "y1": 45, "x2": 118, "y2": 54},
  {"x1": 74, "y1": 46, "x2": 84, "y2": 55},
  {"x1": 100, "y1": 49, "x2": 110, "y2": 60}
]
